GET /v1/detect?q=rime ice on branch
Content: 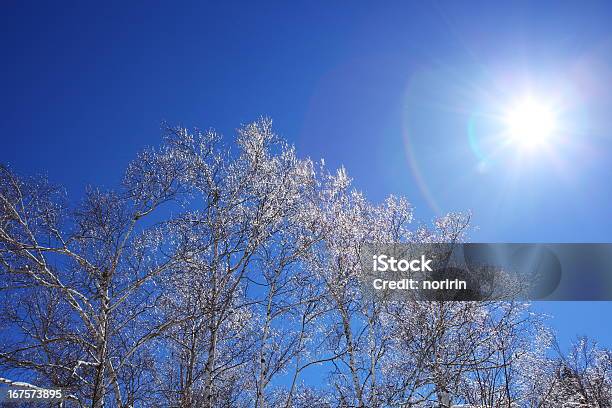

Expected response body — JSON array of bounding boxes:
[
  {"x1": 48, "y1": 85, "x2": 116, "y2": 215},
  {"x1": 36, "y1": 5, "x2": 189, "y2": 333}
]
[{"x1": 0, "y1": 119, "x2": 609, "y2": 407}]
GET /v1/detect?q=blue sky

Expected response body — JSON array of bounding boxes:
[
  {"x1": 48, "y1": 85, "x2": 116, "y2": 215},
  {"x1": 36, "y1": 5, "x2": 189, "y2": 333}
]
[{"x1": 1, "y1": 1, "x2": 611, "y2": 349}]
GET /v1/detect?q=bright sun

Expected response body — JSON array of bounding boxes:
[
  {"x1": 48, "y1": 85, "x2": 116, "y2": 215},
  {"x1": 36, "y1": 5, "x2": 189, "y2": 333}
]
[{"x1": 503, "y1": 97, "x2": 557, "y2": 150}]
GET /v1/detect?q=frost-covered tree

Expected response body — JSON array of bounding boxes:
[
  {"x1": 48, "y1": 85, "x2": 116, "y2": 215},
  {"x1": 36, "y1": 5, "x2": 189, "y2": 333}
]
[
  {"x1": 1, "y1": 118, "x2": 609, "y2": 408},
  {"x1": 149, "y1": 121, "x2": 326, "y2": 407},
  {"x1": 534, "y1": 337, "x2": 611, "y2": 408},
  {"x1": 0, "y1": 145, "x2": 187, "y2": 407}
]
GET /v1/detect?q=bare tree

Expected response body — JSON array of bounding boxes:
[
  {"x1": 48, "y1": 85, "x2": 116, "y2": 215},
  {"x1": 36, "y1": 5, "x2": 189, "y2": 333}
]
[
  {"x1": 1, "y1": 118, "x2": 609, "y2": 408},
  {"x1": 148, "y1": 120, "x2": 327, "y2": 407},
  {"x1": 534, "y1": 337, "x2": 611, "y2": 408},
  {"x1": 0, "y1": 143, "x2": 186, "y2": 407}
]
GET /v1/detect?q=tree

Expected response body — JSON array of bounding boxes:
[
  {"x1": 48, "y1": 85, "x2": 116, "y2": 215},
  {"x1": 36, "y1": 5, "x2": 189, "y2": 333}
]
[
  {"x1": 1, "y1": 118, "x2": 609, "y2": 408},
  {"x1": 537, "y1": 337, "x2": 611, "y2": 408},
  {"x1": 0, "y1": 144, "x2": 186, "y2": 407}
]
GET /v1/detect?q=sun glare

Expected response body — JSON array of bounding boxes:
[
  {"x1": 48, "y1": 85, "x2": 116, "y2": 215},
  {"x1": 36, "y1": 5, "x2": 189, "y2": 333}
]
[{"x1": 504, "y1": 97, "x2": 557, "y2": 150}]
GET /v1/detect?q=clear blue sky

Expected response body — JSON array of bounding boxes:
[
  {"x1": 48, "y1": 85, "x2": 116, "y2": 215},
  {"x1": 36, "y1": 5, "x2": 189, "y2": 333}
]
[{"x1": 1, "y1": 1, "x2": 610, "y2": 349}]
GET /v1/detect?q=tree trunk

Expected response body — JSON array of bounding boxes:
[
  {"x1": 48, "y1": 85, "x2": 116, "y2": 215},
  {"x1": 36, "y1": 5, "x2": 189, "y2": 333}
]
[{"x1": 92, "y1": 289, "x2": 110, "y2": 408}]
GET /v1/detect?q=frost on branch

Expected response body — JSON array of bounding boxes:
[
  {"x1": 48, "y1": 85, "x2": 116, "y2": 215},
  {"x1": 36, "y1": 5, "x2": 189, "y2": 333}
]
[{"x1": 0, "y1": 120, "x2": 609, "y2": 408}]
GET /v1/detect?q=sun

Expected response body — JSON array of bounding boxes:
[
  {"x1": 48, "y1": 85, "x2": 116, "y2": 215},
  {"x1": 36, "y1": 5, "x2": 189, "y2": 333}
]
[{"x1": 503, "y1": 97, "x2": 557, "y2": 150}]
